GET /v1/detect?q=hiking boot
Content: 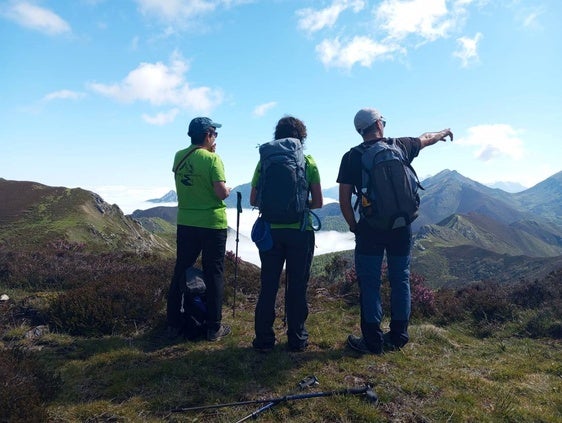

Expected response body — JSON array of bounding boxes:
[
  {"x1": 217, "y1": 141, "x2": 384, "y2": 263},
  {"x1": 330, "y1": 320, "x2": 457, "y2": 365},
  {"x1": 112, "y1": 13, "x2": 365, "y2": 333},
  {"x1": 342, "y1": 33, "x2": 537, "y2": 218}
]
[
  {"x1": 347, "y1": 335, "x2": 382, "y2": 355},
  {"x1": 383, "y1": 332, "x2": 400, "y2": 352},
  {"x1": 207, "y1": 324, "x2": 231, "y2": 342}
]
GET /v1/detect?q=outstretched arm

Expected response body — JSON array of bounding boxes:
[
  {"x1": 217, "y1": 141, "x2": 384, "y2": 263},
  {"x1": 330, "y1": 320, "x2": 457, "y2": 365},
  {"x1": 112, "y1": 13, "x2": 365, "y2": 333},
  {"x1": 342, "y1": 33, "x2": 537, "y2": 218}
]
[{"x1": 419, "y1": 128, "x2": 453, "y2": 149}]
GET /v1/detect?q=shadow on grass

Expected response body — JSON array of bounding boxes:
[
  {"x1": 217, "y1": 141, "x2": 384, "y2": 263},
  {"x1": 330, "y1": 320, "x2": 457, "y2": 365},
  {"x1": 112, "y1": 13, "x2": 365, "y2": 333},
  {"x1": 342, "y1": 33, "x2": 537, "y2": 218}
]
[{"x1": 54, "y1": 323, "x2": 369, "y2": 421}]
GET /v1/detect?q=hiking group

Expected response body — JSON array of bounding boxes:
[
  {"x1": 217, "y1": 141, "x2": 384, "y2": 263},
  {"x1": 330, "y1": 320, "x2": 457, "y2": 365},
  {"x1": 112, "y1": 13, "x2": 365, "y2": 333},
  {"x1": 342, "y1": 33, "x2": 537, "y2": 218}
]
[{"x1": 166, "y1": 109, "x2": 453, "y2": 355}]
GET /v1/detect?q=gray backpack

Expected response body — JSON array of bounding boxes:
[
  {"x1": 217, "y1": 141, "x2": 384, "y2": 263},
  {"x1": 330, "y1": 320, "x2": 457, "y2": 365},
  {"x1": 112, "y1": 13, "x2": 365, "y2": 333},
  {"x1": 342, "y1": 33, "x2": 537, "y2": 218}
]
[
  {"x1": 353, "y1": 138, "x2": 423, "y2": 230},
  {"x1": 256, "y1": 138, "x2": 309, "y2": 225}
]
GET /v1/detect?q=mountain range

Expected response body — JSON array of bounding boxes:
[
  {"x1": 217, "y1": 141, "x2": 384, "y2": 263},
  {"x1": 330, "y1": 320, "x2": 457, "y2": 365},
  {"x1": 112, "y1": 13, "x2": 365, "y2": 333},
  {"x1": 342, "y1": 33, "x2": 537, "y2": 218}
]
[
  {"x1": 1, "y1": 170, "x2": 561, "y2": 287},
  {"x1": 133, "y1": 169, "x2": 562, "y2": 286}
]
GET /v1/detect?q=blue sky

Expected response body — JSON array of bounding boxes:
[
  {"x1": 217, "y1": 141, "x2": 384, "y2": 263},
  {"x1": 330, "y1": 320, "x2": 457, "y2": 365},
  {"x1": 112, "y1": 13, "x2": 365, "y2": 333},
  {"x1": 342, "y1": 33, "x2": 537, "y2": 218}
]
[{"x1": 1, "y1": 0, "x2": 561, "y2": 214}]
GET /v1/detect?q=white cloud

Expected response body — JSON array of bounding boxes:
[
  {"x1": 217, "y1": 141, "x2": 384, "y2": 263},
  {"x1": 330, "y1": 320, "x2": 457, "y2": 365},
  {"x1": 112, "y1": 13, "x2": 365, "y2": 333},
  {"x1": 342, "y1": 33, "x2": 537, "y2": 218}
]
[
  {"x1": 518, "y1": 6, "x2": 545, "y2": 30},
  {"x1": 253, "y1": 101, "x2": 277, "y2": 117},
  {"x1": 88, "y1": 52, "x2": 223, "y2": 116},
  {"x1": 142, "y1": 108, "x2": 180, "y2": 125},
  {"x1": 225, "y1": 208, "x2": 355, "y2": 267},
  {"x1": 453, "y1": 32, "x2": 482, "y2": 67},
  {"x1": 376, "y1": 0, "x2": 459, "y2": 42},
  {"x1": 316, "y1": 36, "x2": 402, "y2": 69},
  {"x1": 3, "y1": 1, "x2": 70, "y2": 35},
  {"x1": 135, "y1": 0, "x2": 253, "y2": 24},
  {"x1": 135, "y1": 0, "x2": 215, "y2": 21},
  {"x1": 303, "y1": 0, "x2": 476, "y2": 69},
  {"x1": 456, "y1": 124, "x2": 524, "y2": 162},
  {"x1": 296, "y1": 0, "x2": 365, "y2": 34},
  {"x1": 42, "y1": 90, "x2": 85, "y2": 102}
]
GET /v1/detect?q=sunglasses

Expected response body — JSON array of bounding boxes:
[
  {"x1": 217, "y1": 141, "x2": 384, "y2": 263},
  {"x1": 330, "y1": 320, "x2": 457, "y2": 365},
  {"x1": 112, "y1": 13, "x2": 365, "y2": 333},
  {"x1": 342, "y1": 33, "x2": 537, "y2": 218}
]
[{"x1": 208, "y1": 131, "x2": 218, "y2": 138}]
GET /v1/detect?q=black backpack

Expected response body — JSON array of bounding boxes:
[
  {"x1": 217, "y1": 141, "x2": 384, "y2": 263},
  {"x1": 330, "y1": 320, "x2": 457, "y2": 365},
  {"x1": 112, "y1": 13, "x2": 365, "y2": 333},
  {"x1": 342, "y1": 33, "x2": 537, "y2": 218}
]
[
  {"x1": 256, "y1": 138, "x2": 309, "y2": 224},
  {"x1": 352, "y1": 138, "x2": 423, "y2": 230},
  {"x1": 180, "y1": 267, "x2": 207, "y2": 340}
]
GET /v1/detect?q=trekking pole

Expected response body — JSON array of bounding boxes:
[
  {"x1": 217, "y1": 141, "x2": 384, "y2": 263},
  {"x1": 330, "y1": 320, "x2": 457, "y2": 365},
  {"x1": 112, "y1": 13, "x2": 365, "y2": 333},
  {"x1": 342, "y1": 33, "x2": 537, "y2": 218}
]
[
  {"x1": 170, "y1": 375, "x2": 318, "y2": 413},
  {"x1": 234, "y1": 385, "x2": 377, "y2": 422},
  {"x1": 171, "y1": 385, "x2": 376, "y2": 414},
  {"x1": 283, "y1": 270, "x2": 288, "y2": 327},
  {"x1": 236, "y1": 375, "x2": 319, "y2": 423},
  {"x1": 233, "y1": 191, "x2": 242, "y2": 317}
]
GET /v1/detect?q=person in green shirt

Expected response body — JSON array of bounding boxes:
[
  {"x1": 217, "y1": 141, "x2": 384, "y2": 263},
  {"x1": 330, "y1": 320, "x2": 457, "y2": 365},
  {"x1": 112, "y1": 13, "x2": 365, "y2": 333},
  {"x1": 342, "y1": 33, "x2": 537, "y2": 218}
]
[
  {"x1": 167, "y1": 117, "x2": 231, "y2": 342},
  {"x1": 250, "y1": 116, "x2": 323, "y2": 352}
]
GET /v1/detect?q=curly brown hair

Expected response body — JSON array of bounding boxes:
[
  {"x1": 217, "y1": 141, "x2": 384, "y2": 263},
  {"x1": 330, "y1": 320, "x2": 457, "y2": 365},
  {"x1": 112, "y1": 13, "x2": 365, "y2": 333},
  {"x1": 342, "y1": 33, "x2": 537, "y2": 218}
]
[{"x1": 274, "y1": 116, "x2": 307, "y2": 142}]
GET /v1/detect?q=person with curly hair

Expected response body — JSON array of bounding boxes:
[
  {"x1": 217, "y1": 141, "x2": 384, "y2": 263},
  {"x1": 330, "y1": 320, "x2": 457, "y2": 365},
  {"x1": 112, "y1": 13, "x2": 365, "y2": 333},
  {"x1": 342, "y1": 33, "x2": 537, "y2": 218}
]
[{"x1": 250, "y1": 116, "x2": 323, "y2": 352}]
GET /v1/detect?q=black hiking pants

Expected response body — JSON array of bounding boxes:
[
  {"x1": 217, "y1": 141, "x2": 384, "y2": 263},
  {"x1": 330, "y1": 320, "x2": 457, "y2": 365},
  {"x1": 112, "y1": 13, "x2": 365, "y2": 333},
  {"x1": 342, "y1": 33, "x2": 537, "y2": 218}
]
[{"x1": 254, "y1": 228, "x2": 315, "y2": 350}]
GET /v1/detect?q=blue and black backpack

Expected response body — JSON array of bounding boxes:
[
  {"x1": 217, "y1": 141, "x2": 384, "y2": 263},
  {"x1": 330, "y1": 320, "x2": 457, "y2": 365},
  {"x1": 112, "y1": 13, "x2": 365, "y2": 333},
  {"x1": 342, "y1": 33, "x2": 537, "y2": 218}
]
[
  {"x1": 352, "y1": 138, "x2": 423, "y2": 230},
  {"x1": 256, "y1": 138, "x2": 309, "y2": 225}
]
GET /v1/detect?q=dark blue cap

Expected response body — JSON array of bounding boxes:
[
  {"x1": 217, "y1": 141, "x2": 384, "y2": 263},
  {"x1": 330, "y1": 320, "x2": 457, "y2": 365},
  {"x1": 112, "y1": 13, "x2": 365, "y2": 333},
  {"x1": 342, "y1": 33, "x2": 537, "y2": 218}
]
[{"x1": 187, "y1": 117, "x2": 222, "y2": 137}]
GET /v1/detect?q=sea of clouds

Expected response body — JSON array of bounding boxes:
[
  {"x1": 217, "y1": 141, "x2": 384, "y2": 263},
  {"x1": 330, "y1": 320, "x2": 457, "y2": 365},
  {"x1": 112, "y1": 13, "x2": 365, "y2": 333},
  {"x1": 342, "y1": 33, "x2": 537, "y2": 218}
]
[
  {"x1": 224, "y1": 208, "x2": 355, "y2": 266},
  {"x1": 95, "y1": 188, "x2": 353, "y2": 267}
]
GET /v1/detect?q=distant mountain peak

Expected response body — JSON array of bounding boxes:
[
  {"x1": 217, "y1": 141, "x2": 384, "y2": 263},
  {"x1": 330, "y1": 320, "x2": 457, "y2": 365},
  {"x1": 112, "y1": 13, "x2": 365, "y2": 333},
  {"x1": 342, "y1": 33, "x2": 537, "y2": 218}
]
[
  {"x1": 486, "y1": 181, "x2": 527, "y2": 193},
  {"x1": 147, "y1": 190, "x2": 177, "y2": 203}
]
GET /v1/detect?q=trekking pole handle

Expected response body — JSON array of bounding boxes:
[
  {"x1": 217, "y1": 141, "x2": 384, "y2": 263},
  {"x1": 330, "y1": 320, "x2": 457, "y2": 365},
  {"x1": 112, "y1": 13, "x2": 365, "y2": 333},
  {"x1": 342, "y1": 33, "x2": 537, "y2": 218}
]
[
  {"x1": 236, "y1": 191, "x2": 242, "y2": 213},
  {"x1": 299, "y1": 375, "x2": 319, "y2": 389}
]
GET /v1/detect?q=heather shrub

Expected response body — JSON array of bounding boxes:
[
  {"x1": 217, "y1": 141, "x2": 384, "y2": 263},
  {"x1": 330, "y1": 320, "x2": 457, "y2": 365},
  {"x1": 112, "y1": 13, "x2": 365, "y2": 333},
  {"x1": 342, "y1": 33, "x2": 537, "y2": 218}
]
[
  {"x1": 223, "y1": 250, "x2": 261, "y2": 296},
  {"x1": 510, "y1": 270, "x2": 561, "y2": 309},
  {"x1": 409, "y1": 273, "x2": 436, "y2": 319},
  {"x1": 431, "y1": 288, "x2": 466, "y2": 324},
  {"x1": 326, "y1": 265, "x2": 360, "y2": 304},
  {"x1": 0, "y1": 241, "x2": 174, "y2": 292},
  {"x1": 48, "y1": 271, "x2": 167, "y2": 336},
  {"x1": 325, "y1": 262, "x2": 435, "y2": 317},
  {"x1": 0, "y1": 349, "x2": 60, "y2": 422},
  {"x1": 323, "y1": 255, "x2": 351, "y2": 284},
  {"x1": 524, "y1": 309, "x2": 562, "y2": 339},
  {"x1": 429, "y1": 281, "x2": 521, "y2": 337}
]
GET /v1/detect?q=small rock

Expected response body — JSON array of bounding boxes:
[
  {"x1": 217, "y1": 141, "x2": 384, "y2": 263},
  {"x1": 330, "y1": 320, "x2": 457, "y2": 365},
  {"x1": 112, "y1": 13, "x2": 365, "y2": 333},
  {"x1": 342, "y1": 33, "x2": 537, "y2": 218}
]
[{"x1": 25, "y1": 325, "x2": 50, "y2": 339}]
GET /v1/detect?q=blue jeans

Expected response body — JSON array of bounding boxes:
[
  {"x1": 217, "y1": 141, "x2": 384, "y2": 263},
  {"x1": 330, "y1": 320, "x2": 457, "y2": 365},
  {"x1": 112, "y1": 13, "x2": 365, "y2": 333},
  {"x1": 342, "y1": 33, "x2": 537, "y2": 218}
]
[
  {"x1": 254, "y1": 229, "x2": 315, "y2": 350},
  {"x1": 354, "y1": 221, "x2": 412, "y2": 352},
  {"x1": 167, "y1": 225, "x2": 227, "y2": 332}
]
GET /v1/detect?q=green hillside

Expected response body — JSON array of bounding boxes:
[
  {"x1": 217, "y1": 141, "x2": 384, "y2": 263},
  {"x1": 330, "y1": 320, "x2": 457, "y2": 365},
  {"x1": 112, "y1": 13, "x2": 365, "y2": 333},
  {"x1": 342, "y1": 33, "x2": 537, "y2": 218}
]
[
  {"x1": 0, "y1": 246, "x2": 560, "y2": 422},
  {"x1": 0, "y1": 179, "x2": 173, "y2": 256}
]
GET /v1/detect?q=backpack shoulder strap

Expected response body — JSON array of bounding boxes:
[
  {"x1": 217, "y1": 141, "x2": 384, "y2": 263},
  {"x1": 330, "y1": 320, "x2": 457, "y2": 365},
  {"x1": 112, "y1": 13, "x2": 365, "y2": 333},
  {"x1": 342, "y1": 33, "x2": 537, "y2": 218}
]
[
  {"x1": 173, "y1": 146, "x2": 202, "y2": 174},
  {"x1": 387, "y1": 138, "x2": 425, "y2": 190}
]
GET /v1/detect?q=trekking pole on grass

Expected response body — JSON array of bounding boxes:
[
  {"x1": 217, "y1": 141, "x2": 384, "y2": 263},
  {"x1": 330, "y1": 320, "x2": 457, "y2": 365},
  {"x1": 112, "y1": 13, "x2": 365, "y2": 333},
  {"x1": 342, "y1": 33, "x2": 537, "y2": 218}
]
[
  {"x1": 233, "y1": 191, "x2": 242, "y2": 317},
  {"x1": 170, "y1": 375, "x2": 318, "y2": 413},
  {"x1": 236, "y1": 375, "x2": 319, "y2": 423},
  {"x1": 283, "y1": 271, "x2": 288, "y2": 327},
  {"x1": 170, "y1": 379, "x2": 378, "y2": 415},
  {"x1": 236, "y1": 385, "x2": 377, "y2": 422}
]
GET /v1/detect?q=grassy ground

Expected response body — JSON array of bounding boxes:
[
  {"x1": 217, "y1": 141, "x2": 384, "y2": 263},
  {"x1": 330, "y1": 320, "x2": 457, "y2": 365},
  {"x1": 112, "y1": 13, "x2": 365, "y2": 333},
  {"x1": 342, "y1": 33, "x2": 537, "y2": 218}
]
[
  {"x1": 1, "y1": 247, "x2": 560, "y2": 422},
  {"x1": 7, "y1": 294, "x2": 560, "y2": 422}
]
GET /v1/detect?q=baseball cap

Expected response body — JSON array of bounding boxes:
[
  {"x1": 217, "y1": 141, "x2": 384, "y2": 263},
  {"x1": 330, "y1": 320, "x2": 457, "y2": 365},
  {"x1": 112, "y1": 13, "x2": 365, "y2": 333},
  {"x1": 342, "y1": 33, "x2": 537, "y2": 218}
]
[
  {"x1": 187, "y1": 117, "x2": 222, "y2": 137},
  {"x1": 354, "y1": 108, "x2": 384, "y2": 135}
]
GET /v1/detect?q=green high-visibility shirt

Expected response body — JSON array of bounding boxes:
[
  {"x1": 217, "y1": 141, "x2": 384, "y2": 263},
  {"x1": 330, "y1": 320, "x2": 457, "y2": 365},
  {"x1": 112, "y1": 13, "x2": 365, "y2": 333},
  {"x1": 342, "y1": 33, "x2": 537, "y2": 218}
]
[{"x1": 173, "y1": 145, "x2": 228, "y2": 229}]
